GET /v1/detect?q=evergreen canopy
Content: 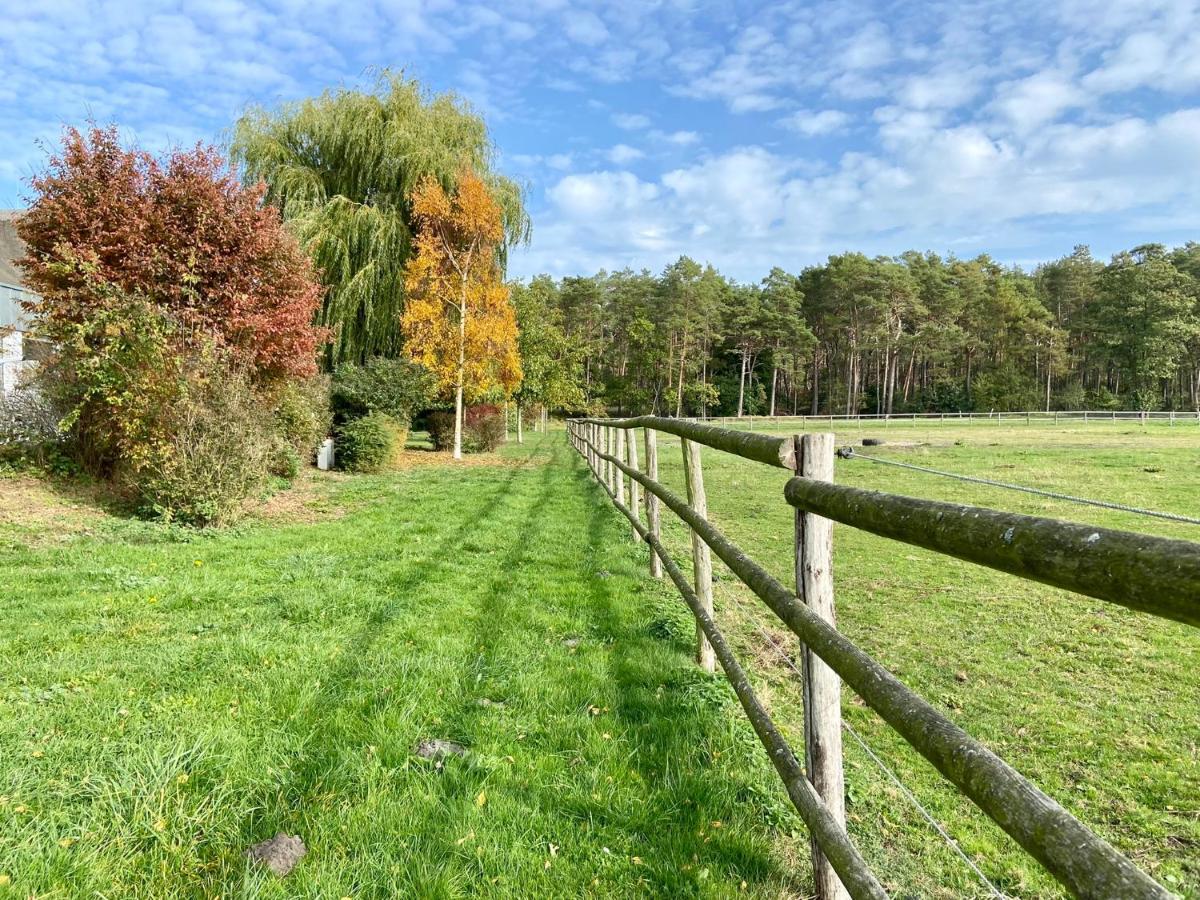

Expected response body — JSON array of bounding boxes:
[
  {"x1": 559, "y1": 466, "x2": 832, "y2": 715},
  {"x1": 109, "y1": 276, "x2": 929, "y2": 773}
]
[{"x1": 232, "y1": 71, "x2": 530, "y2": 366}]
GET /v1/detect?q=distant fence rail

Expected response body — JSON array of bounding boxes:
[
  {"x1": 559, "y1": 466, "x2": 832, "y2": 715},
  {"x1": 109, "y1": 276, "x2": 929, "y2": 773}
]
[
  {"x1": 566, "y1": 415, "x2": 1198, "y2": 899},
  {"x1": 677, "y1": 409, "x2": 1200, "y2": 429}
]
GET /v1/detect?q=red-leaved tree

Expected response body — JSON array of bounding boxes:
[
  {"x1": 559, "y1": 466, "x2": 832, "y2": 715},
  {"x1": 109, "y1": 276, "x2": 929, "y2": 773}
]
[{"x1": 17, "y1": 126, "x2": 324, "y2": 380}]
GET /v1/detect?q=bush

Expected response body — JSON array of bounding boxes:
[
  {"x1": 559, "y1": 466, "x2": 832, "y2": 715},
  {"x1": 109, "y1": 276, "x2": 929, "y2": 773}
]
[
  {"x1": 331, "y1": 357, "x2": 433, "y2": 426},
  {"x1": 126, "y1": 365, "x2": 272, "y2": 526},
  {"x1": 267, "y1": 439, "x2": 301, "y2": 480},
  {"x1": 0, "y1": 380, "x2": 61, "y2": 449},
  {"x1": 272, "y1": 376, "x2": 331, "y2": 464},
  {"x1": 427, "y1": 411, "x2": 456, "y2": 451},
  {"x1": 336, "y1": 413, "x2": 397, "y2": 473},
  {"x1": 464, "y1": 404, "x2": 505, "y2": 452}
]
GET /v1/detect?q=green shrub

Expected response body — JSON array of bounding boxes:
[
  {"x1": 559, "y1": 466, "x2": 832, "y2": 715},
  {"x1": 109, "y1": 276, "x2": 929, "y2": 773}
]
[
  {"x1": 427, "y1": 411, "x2": 456, "y2": 451},
  {"x1": 272, "y1": 376, "x2": 331, "y2": 463},
  {"x1": 332, "y1": 357, "x2": 433, "y2": 427},
  {"x1": 126, "y1": 365, "x2": 272, "y2": 526},
  {"x1": 464, "y1": 404, "x2": 505, "y2": 452},
  {"x1": 268, "y1": 439, "x2": 301, "y2": 480},
  {"x1": 336, "y1": 413, "x2": 397, "y2": 473}
]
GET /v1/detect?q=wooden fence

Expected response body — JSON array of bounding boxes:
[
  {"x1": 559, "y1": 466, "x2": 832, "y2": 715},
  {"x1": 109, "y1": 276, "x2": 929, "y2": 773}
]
[
  {"x1": 676, "y1": 409, "x2": 1200, "y2": 430},
  {"x1": 565, "y1": 415, "x2": 1200, "y2": 900}
]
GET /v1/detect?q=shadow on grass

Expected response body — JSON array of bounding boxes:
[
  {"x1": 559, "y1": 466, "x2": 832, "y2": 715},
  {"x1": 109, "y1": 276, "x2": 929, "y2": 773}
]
[{"x1": 233, "y1": 437, "x2": 797, "y2": 893}]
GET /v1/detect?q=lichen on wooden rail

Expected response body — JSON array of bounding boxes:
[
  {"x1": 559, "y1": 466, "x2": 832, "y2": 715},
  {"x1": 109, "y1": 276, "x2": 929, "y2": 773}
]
[
  {"x1": 576, "y1": 415, "x2": 795, "y2": 469},
  {"x1": 572, "y1": 427, "x2": 1171, "y2": 899},
  {"x1": 784, "y1": 478, "x2": 1200, "y2": 628}
]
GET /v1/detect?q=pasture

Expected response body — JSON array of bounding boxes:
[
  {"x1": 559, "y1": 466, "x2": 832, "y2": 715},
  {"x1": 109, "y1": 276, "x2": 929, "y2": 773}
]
[
  {"x1": 643, "y1": 418, "x2": 1200, "y2": 897},
  {"x1": 0, "y1": 419, "x2": 1196, "y2": 897}
]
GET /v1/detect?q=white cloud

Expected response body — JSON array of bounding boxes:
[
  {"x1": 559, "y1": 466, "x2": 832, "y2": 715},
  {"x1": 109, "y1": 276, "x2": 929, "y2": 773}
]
[
  {"x1": 992, "y1": 70, "x2": 1088, "y2": 132},
  {"x1": 547, "y1": 170, "x2": 660, "y2": 219},
  {"x1": 563, "y1": 10, "x2": 609, "y2": 46},
  {"x1": 657, "y1": 129, "x2": 701, "y2": 145},
  {"x1": 611, "y1": 112, "x2": 651, "y2": 130},
  {"x1": 779, "y1": 109, "x2": 851, "y2": 136},
  {"x1": 607, "y1": 143, "x2": 644, "y2": 164},
  {"x1": 517, "y1": 107, "x2": 1200, "y2": 278},
  {"x1": 839, "y1": 22, "x2": 892, "y2": 70}
]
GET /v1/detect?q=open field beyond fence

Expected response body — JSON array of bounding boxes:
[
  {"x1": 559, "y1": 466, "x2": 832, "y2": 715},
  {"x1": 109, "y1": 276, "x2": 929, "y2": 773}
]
[{"x1": 618, "y1": 418, "x2": 1199, "y2": 898}]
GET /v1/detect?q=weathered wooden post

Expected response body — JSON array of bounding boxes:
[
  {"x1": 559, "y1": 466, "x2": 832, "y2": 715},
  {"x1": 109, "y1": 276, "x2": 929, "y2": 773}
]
[
  {"x1": 601, "y1": 426, "x2": 610, "y2": 487},
  {"x1": 794, "y1": 432, "x2": 847, "y2": 900},
  {"x1": 616, "y1": 428, "x2": 628, "y2": 510},
  {"x1": 681, "y1": 437, "x2": 715, "y2": 672},
  {"x1": 606, "y1": 427, "x2": 617, "y2": 494},
  {"x1": 627, "y1": 427, "x2": 642, "y2": 539},
  {"x1": 645, "y1": 429, "x2": 663, "y2": 579}
]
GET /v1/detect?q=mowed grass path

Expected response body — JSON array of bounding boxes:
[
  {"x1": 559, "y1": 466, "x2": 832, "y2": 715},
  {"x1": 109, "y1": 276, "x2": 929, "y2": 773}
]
[
  {"x1": 0, "y1": 434, "x2": 806, "y2": 898},
  {"x1": 645, "y1": 420, "x2": 1200, "y2": 898}
]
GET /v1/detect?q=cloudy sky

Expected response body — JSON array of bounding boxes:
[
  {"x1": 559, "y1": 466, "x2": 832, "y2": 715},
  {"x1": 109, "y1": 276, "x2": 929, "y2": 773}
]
[{"x1": 2, "y1": 0, "x2": 1199, "y2": 280}]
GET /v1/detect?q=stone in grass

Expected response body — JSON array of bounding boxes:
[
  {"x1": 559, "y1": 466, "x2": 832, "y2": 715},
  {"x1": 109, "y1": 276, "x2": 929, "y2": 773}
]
[
  {"x1": 862, "y1": 438, "x2": 886, "y2": 447},
  {"x1": 562, "y1": 637, "x2": 582, "y2": 649},
  {"x1": 415, "y1": 738, "x2": 468, "y2": 762},
  {"x1": 247, "y1": 833, "x2": 306, "y2": 877}
]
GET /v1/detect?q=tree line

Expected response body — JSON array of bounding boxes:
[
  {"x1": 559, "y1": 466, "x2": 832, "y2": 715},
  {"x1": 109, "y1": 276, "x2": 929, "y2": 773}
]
[{"x1": 512, "y1": 243, "x2": 1200, "y2": 418}]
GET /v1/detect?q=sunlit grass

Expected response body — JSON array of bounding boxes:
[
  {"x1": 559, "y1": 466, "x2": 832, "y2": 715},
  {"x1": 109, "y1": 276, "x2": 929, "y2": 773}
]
[{"x1": 0, "y1": 434, "x2": 805, "y2": 898}]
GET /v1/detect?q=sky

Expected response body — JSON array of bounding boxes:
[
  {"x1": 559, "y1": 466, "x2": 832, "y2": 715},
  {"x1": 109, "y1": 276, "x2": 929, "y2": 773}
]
[{"x1": 1, "y1": 0, "x2": 1199, "y2": 281}]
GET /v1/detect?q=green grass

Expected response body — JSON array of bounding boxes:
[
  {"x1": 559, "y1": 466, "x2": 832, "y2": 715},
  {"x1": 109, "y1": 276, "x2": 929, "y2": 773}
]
[
  {"x1": 3, "y1": 421, "x2": 1197, "y2": 898},
  {"x1": 0, "y1": 434, "x2": 807, "y2": 898},
  {"x1": 640, "y1": 419, "x2": 1200, "y2": 898}
]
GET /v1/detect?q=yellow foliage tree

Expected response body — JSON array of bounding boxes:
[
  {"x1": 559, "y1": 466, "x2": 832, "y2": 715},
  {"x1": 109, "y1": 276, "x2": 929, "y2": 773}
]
[{"x1": 402, "y1": 171, "x2": 522, "y2": 459}]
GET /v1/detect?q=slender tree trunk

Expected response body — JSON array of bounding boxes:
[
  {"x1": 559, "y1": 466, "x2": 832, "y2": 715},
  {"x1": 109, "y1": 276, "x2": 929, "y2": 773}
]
[
  {"x1": 811, "y1": 350, "x2": 821, "y2": 415},
  {"x1": 517, "y1": 402, "x2": 523, "y2": 444},
  {"x1": 770, "y1": 365, "x2": 778, "y2": 416},
  {"x1": 453, "y1": 299, "x2": 466, "y2": 460},
  {"x1": 675, "y1": 348, "x2": 687, "y2": 417},
  {"x1": 737, "y1": 350, "x2": 747, "y2": 417}
]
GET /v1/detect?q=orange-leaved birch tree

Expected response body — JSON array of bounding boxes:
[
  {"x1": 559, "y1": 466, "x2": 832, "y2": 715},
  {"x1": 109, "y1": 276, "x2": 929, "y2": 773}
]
[{"x1": 402, "y1": 172, "x2": 522, "y2": 459}]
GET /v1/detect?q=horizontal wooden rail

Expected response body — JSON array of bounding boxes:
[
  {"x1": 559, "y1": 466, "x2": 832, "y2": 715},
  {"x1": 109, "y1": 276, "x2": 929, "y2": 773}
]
[
  {"x1": 784, "y1": 479, "x2": 1200, "y2": 627},
  {"x1": 581, "y1": 444, "x2": 886, "y2": 899},
  {"x1": 576, "y1": 415, "x2": 795, "y2": 469},
  {"x1": 687, "y1": 409, "x2": 1200, "y2": 423},
  {"x1": 569, "y1": 422, "x2": 1171, "y2": 899}
]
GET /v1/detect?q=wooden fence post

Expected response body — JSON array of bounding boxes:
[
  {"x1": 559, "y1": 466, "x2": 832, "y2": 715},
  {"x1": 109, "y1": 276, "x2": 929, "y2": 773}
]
[
  {"x1": 795, "y1": 432, "x2": 847, "y2": 900},
  {"x1": 682, "y1": 437, "x2": 715, "y2": 672},
  {"x1": 606, "y1": 427, "x2": 616, "y2": 493},
  {"x1": 616, "y1": 428, "x2": 628, "y2": 510},
  {"x1": 627, "y1": 427, "x2": 642, "y2": 540},
  {"x1": 645, "y1": 429, "x2": 663, "y2": 579}
]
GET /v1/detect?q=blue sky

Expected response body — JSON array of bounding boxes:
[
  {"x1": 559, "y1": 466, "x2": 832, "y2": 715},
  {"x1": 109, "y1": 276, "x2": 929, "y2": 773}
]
[{"x1": 2, "y1": 0, "x2": 1199, "y2": 281}]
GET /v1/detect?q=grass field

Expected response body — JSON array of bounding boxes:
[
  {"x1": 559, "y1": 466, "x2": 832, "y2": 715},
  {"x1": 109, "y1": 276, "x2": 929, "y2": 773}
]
[
  {"x1": 1, "y1": 421, "x2": 1196, "y2": 898},
  {"x1": 640, "y1": 418, "x2": 1200, "y2": 898},
  {"x1": 0, "y1": 436, "x2": 805, "y2": 898}
]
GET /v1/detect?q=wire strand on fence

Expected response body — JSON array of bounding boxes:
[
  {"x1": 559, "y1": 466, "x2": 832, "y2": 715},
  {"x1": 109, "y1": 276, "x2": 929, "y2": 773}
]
[
  {"x1": 839, "y1": 448, "x2": 1200, "y2": 526},
  {"x1": 717, "y1": 586, "x2": 1008, "y2": 900}
]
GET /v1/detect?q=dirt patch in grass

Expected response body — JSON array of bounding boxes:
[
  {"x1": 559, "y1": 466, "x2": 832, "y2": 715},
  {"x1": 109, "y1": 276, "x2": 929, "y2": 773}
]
[
  {"x1": 0, "y1": 473, "x2": 112, "y2": 539},
  {"x1": 389, "y1": 449, "x2": 536, "y2": 469},
  {"x1": 251, "y1": 468, "x2": 352, "y2": 524}
]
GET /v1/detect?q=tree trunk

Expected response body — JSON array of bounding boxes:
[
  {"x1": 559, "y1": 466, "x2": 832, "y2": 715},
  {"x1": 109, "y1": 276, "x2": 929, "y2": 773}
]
[
  {"x1": 770, "y1": 365, "x2": 778, "y2": 416},
  {"x1": 453, "y1": 299, "x2": 466, "y2": 460},
  {"x1": 811, "y1": 350, "x2": 821, "y2": 415},
  {"x1": 517, "y1": 402, "x2": 523, "y2": 444},
  {"x1": 737, "y1": 350, "x2": 748, "y2": 417},
  {"x1": 675, "y1": 349, "x2": 687, "y2": 417}
]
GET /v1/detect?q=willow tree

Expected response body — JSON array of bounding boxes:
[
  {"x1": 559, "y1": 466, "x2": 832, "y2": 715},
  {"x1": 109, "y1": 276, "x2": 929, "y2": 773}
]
[
  {"x1": 231, "y1": 71, "x2": 529, "y2": 366},
  {"x1": 402, "y1": 172, "x2": 521, "y2": 459}
]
